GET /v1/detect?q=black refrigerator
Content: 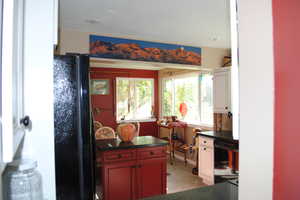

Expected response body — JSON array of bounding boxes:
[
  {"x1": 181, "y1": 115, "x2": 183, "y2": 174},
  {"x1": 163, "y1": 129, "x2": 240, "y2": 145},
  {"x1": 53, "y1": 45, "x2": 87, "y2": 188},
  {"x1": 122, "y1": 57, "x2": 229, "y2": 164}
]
[{"x1": 53, "y1": 54, "x2": 95, "y2": 200}]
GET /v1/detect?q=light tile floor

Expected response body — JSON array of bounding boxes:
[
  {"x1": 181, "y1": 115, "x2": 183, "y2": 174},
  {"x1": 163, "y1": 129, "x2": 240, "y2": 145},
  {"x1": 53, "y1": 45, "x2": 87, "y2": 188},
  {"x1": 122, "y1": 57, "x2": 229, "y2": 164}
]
[{"x1": 167, "y1": 158, "x2": 207, "y2": 194}]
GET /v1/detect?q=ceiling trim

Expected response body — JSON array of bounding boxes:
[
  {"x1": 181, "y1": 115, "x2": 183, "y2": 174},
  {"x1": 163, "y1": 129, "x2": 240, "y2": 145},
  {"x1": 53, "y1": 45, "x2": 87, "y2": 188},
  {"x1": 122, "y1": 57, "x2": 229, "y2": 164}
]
[{"x1": 89, "y1": 57, "x2": 214, "y2": 72}]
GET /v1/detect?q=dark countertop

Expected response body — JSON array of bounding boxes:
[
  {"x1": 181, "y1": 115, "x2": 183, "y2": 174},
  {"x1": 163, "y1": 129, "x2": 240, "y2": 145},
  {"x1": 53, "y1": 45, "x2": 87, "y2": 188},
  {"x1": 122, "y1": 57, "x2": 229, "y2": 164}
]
[
  {"x1": 196, "y1": 131, "x2": 238, "y2": 143},
  {"x1": 96, "y1": 136, "x2": 168, "y2": 151},
  {"x1": 142, "y1": 181, "x2": 238, "y2": 200}
]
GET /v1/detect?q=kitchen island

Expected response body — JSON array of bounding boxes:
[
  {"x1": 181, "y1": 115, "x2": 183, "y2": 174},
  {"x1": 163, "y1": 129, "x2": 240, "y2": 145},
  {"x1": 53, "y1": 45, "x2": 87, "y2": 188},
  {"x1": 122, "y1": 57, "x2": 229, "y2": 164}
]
[
  {"x1": 96, "y1": 135, "x2": 169, "y2": 151},
  {"x1": 142, "y1": 180, "x2": 238, "y2": 200},
  {"x1": 96, "y1": 136, "x2": 168, "y2": 200}
]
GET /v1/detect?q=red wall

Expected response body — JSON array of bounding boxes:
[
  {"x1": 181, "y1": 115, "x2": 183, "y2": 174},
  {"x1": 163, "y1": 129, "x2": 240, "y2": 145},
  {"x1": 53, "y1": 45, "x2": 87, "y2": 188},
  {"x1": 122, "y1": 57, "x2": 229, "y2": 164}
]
[
  {"x1": 273, "y1": 0, "x2": 300, "y2": 199},
  {"x1": 90, "y1": 67, "x2": 159, "y2": 137}
]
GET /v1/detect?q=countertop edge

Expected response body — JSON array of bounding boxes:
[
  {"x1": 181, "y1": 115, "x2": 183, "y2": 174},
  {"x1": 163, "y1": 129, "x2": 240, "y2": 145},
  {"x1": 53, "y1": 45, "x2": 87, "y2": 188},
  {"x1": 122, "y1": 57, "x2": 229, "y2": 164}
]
[
  {"x1": 196, "y1": 132, "x2": 238, "y2": 142},
  {"x1": 97, "y1": 142, "x2": 168, "y2": 151}
]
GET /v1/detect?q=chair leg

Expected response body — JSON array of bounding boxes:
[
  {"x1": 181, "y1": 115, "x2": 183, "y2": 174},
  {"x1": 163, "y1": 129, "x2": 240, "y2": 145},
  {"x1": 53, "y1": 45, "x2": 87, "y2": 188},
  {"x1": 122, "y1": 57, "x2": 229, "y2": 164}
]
[
  {"x1": 170, "y1": 149, "x2": 173, "y2": 165},
  {"x1": 172, "y1": 143, "x2": 175, "y2": 159},
  {"x1": 184, "y1": 152, "x2": 187, "y2": 166}
]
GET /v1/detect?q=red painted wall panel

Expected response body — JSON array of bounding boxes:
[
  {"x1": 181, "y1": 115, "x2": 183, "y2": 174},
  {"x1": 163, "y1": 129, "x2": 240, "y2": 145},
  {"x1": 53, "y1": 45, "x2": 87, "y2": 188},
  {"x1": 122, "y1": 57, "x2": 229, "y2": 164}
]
[
  {"x1": 273, "y1": 0, "x2": 300, "y2": 199},
  {"x1": 90, "y1": 67, "x2": 159, "y2": 137}
]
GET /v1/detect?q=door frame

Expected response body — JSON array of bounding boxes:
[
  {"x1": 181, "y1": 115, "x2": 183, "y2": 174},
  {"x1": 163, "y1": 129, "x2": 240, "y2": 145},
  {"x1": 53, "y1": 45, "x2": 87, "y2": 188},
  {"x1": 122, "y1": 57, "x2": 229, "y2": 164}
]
[
  {"x1": 0, "y1": 0, "x2": 275, "y2": 199},
  {"x1": 235, "y1": 0, "x2": 274, "y2": 199}
]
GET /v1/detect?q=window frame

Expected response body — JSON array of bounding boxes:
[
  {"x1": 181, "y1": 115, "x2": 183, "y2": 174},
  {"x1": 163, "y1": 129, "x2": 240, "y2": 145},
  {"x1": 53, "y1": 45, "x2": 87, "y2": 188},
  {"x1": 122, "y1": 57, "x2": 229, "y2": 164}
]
[
  {"x1": 115, "y1": 77, "x2": 155, "y2": 123},
  {"x1": 160, "y1": 72, "x2": 213, "y2": 127}
]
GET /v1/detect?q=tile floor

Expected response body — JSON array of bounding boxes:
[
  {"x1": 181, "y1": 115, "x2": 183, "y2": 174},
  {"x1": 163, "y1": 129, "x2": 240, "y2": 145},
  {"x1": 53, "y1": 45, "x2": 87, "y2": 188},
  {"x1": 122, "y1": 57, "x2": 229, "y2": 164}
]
[{"x1": 167, "y1": 158, "x2": 207, "y2": 194}]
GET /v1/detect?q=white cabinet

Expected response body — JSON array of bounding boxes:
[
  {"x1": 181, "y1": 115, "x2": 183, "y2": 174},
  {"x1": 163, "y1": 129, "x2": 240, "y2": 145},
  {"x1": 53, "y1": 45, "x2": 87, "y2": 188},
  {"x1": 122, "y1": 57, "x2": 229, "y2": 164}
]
[
  {"x1": 1, "y1": 0, "x2": 57, "y2": 199},
  {"x1": 213, "y1": 67, "x2": 231, "y2": 113},
  {"x1": 198, "y1": 136, "x2": 214, "y2": 185},
  {"x1": 1, "y1": 0, "x2": 26, "y2": 163},
  {"x1": 1, "y1": 0, "x2": 26, "y2": 198},
  {"x1": 53, "y1": 0, "x2": 58, "y2": 45}
]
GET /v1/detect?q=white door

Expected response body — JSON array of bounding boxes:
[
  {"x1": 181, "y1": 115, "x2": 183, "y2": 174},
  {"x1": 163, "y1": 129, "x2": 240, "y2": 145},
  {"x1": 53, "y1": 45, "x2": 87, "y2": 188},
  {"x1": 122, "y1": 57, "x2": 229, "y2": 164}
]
[
  {"x1": 0, "y1": 0, "x2": 3, "y2": 196},
  {"x1": 1, "y1": 0, "x2": 26, "y2": 164}
]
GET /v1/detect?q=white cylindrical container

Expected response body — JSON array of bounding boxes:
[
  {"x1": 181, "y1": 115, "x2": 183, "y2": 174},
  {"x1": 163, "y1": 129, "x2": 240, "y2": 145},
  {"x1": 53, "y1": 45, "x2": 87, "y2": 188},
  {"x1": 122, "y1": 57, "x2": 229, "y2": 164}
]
[{"x1": 3, "y1": 159, "x2": 43, "y2": 200}]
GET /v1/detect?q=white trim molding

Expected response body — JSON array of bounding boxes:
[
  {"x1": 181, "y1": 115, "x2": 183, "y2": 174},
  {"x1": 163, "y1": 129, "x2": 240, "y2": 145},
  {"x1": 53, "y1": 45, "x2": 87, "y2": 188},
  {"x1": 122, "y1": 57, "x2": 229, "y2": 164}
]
[{"x1": 237, "y1": 0, "x2": 274, "y2": 199}]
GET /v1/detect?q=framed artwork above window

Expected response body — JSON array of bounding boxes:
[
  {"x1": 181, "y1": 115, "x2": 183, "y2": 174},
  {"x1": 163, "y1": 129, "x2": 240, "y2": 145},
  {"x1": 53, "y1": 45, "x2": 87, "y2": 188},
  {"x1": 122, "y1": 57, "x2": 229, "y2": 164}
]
[{"x1": 91, "y1": 79, "x2": 110, "y2": 95}]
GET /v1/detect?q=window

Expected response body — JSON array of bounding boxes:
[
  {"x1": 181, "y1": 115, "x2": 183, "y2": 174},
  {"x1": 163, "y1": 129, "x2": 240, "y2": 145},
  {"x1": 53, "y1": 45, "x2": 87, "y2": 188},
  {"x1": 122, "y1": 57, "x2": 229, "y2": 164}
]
[
  {"x1": 162, "y1": 73, "x2": 213, "y2": 126},
  {"x1": 116, "y1": 77, "x2": 154, "y2": 121}
]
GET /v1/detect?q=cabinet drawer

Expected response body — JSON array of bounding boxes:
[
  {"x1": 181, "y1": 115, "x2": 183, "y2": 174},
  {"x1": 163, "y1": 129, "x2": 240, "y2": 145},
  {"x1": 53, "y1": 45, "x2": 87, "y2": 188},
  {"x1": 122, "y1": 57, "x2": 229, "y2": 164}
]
[
  {"x1": 137, "y1": 147, "x2": 166, "y2": 160},
  {"x1": 102, "y1": 150, "x2": 136, "y2": 163},
  {"x1": 199, "y1": 136, "x2": 214, "y2": 148}
]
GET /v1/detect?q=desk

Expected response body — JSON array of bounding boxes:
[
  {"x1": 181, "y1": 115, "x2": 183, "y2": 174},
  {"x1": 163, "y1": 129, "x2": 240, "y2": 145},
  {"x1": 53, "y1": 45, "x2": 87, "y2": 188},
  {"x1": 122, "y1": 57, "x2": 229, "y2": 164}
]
[{"x1": 158, "y1": 121, "x2": 187, "y2": 164}]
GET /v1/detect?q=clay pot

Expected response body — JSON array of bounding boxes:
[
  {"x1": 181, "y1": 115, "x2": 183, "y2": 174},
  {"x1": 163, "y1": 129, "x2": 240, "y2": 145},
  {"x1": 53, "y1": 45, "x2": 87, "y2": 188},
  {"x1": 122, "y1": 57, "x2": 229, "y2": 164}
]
[{"x1": 117, "y1": 123, "x2": 137, "y2": 142}]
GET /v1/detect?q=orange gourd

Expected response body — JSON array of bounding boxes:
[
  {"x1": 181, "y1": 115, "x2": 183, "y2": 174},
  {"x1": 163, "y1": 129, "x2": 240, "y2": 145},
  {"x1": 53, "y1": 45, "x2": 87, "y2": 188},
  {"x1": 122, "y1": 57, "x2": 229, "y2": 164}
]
[{"x1": 117, "y1": 123, "x2": 137, "y2": 142}]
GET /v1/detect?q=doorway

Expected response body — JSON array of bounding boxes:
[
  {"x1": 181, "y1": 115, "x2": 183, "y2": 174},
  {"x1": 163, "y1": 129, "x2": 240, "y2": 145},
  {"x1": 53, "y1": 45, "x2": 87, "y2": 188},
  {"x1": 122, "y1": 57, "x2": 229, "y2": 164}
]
[{"x1": 58, "y1": 0, "x2": 240, "y2": 198}]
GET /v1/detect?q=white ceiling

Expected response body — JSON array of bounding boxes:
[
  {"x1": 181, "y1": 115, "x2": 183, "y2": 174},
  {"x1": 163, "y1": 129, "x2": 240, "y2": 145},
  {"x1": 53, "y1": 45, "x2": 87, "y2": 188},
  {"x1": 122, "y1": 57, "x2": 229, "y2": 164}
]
[{"x1": 60, "y1": 0, "x2": 231, "y2": 48}]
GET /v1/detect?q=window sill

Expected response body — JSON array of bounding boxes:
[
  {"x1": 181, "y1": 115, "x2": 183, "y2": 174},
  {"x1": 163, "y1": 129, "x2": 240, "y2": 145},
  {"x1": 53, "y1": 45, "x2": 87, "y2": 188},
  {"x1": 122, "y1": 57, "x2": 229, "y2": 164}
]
[{"x1": 117, "y1": 118, "x2": 157, "y2": 123}]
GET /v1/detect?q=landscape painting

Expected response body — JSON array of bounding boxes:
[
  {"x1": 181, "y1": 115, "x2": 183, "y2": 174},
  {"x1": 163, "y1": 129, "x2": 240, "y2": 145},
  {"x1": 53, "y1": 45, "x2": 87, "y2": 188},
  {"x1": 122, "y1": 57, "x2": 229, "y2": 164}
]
[{"x1": 89, "y1": 35, "x2": 202, "y2": 66}]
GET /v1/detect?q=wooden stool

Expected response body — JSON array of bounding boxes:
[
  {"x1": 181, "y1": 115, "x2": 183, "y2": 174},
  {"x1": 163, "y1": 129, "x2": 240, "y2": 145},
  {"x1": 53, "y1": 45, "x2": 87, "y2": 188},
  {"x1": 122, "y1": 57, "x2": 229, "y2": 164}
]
[
  {"x1": 174, "y1": 142, "x2": 189, "y2": 166},
  {"x1": 160, "y1": 137, "x2": 174, "y2": 165}
]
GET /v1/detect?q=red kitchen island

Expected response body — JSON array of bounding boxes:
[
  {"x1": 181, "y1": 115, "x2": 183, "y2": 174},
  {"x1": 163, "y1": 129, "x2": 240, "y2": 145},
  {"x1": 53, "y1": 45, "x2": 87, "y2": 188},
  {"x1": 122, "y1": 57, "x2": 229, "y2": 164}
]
[{"x1": 96, "y1": 136, "x2": 168, "y2": 200}]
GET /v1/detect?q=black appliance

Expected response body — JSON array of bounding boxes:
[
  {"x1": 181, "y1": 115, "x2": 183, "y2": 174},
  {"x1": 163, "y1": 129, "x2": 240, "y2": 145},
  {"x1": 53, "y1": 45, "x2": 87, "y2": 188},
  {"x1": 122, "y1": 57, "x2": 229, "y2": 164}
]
[{"x1": 54, "y1": 54, "x2": 95, "y2": 200}]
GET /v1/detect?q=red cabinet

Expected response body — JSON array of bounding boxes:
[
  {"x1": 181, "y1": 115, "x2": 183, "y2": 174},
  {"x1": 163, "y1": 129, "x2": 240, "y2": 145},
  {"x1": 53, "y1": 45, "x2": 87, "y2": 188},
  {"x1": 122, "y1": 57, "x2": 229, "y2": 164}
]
[
  {"x1": 103, "y1": 161, "x2": 137, "y2": 200},
  {"x1": 137, "y1": 158, "x2": 167, "y2": 198},
  {"x1": 98, "y1": 146, "x2": 167, "y2": 200}
]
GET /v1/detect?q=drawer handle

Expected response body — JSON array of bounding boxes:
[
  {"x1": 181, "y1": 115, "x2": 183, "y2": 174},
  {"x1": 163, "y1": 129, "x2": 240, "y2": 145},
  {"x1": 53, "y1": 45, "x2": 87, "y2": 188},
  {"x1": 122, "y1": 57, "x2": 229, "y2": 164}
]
[
  {"x1": 150, "y1": 151, "x2": 154, "y2": 155},
  {"x1": 203, "y1": 148, "x2": 206, "y2": 151},
  {"x1": 118, "y1": 154, "x2": 122, "y2": 159},
  {"x1": 204, "y1": 141, "x2": 207, "y2": 144}
]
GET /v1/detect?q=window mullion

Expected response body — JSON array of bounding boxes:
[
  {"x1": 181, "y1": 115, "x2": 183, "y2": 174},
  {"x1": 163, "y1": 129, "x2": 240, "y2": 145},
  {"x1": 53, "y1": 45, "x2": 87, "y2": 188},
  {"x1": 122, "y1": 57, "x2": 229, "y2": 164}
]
[
  {"x1": 134, "y1": 79, "x2": 137, "y2": 120},
  {"x1": 172, "y1": 79, "x2": 176, "y2": 116},
  {"x1": 199, "y1": 74, "x2": 202, "y2": 124}
]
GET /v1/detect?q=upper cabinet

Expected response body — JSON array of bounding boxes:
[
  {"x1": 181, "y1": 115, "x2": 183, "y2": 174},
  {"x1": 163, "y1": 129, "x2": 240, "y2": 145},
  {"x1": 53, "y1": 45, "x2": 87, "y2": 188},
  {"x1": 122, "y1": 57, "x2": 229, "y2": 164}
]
[
  {"x1": 213, "y1": 67, "x2": 231, "y2": 113},
  {"x1": 1, "y1": 0, "x2": 27, "y2": 163}
]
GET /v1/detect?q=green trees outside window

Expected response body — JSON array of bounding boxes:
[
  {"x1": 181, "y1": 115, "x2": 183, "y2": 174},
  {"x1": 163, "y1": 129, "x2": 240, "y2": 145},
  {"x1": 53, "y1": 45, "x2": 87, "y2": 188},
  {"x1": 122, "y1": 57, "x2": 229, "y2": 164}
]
[{"x1": 116, "y1": 78, "x2": 154, "y2": 121}]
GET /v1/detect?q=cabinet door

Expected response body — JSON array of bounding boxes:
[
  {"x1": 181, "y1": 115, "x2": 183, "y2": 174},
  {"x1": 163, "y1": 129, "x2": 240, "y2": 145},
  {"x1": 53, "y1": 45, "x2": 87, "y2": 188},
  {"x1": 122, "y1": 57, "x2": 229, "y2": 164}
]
[
  {"x1": 53, "y1": 0, "x2": 58, "y2": 45},
  {"x1": 1, "y1": 0, "x2": 26, "y2": 163},
  {"x1": 137, "y1": 158, "x2": 167, "y2": 198},
  {"x1": 199, "y1": 146, "x2": 214, "y2": 185},
  {"x1": 213, "y1": 69, "x2": 231, "y2": 113},
  {"x1": 103, "y1": 161, "x2": 137, "y2": 200}
]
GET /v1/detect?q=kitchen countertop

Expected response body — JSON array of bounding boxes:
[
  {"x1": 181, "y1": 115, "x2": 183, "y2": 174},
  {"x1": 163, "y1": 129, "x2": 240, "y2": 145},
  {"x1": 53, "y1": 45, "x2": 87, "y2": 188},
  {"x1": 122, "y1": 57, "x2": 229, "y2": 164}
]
[
  {"x1": 96, "y1": 136, "x2": 168, "y2": 151},
  {"x1": 142, "y1": 181, "x2": 238, "y2": 200},
  {"x1": 196, "y1": 131, "x2": 238, "y2": 142}
]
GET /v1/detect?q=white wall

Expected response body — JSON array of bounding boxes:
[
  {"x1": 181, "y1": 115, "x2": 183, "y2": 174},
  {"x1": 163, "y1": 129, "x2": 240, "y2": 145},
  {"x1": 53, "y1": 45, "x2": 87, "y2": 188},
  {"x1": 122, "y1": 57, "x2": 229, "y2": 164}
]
[
  {"x1": 21, "y1": 0, "x2": 56, "y2": 199},
  {"x1": 202, "y1": 47, "x2": 230, "y2": 68},
  {"x1": 238, "y1": 0, "x2": 274, "y2": 199}
]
